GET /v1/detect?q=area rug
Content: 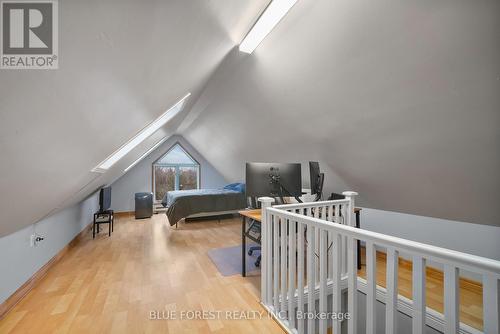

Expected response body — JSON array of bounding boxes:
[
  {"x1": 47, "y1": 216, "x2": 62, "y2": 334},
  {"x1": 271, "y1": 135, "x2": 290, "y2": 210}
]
[{"x1": 207, "y1": 244, "x2": 260, "y2": 276}]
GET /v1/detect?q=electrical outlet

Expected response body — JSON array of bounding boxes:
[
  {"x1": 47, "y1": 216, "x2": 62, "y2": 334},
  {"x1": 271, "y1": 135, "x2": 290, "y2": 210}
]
[{"x1": 30, "y1": 234, "x2": 45, "y2": 247}]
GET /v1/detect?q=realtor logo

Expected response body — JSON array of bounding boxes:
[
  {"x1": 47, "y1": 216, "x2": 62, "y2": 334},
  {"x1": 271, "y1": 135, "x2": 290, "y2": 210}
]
[{"x1": 1, "y1": 0, "x2": 58, "y2": 69}]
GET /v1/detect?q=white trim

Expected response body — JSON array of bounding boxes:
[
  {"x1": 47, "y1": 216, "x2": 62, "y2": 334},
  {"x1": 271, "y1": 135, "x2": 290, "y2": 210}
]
[
  {"x1": 239, "y1": 0, "x2": 298, "y2": 54},
  {"x1": 123, "y1": 136, "x2": 168, "y2": 172},
  {"x1": 92, "y1": 93, "x2": 190, "y2": 172}
]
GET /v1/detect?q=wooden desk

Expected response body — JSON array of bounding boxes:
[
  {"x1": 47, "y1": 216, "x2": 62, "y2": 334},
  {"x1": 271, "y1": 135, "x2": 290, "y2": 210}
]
[
  {"x1": 239, "y1": 207, "x2": 362, "y2": 277},
  {"x1": 239, "y1": 209, "x2": 261, "y2": 222}
]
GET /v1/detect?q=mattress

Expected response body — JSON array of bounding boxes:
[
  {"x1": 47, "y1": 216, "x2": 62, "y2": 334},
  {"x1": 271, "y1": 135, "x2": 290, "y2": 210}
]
[{"x1": 161, "y1": 189, "x2": 246, "y2": 226}]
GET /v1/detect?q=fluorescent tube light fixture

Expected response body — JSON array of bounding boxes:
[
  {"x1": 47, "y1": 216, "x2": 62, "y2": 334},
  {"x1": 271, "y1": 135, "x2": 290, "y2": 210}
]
[
  {"x1": 123, "y1": 136, "x2": 168, "y2": 173},
  {"x1": 92, "y1": 93, "x2": 191, "y2": 173},
  {"x1": 239, "y1": 0, "x2": 298, "y2": 54}
]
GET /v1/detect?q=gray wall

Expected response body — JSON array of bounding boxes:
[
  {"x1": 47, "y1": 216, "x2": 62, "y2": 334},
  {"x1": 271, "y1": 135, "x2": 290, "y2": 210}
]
[
  {"x1": 0, "y1": 0, "x2": 268, "y2": 237},
  {"x1": 180, "y1": 0, "x2": 500, "y2": 227},
  {"x1": 0, "y1": 192, "x2": 99, "y2": 304},
  {"x1": 361, "y1": 207, "x2": 500, "y2": 281},
  {"x1": 361, "y1": 207, "x2": 500, "y2": 261},
  {"x1": 110, "y1": 135, "x2": 227, "y2": 212}
]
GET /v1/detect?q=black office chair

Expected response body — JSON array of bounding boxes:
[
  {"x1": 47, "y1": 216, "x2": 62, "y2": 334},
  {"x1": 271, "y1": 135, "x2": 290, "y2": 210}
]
[
  {"x1": 248, "y1": 244, "x2": 261, "y2": 267},
  {"x1": 245, "y1": 197, "x2": 262, "y2": 267}
]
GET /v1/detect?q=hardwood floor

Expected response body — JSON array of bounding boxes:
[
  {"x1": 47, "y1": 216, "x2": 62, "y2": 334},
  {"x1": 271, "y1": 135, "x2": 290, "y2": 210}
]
[
  {"x1": 0, "y1": 215, "x2": 283, "y2": 334},
  {"x1": 357, "y1": 249, "x2": 483, "y2": 331},
  {"x1": 0, "y1": 214, "x2": 484, "y2": 333}
]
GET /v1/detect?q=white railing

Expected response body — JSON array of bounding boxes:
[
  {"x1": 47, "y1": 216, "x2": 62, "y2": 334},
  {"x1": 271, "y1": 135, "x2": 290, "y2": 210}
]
[{"x1": 258, "y1": 192, "x2": 500, "y2": 334}]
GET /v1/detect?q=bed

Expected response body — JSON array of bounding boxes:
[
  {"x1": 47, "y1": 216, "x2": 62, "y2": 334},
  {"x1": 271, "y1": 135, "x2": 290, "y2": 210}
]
[{"x1": 161, "y1": 183, "x2": 247, "y2": 226}]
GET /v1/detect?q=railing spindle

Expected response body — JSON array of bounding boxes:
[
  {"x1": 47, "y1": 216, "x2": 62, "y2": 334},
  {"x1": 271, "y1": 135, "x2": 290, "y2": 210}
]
[
  {"x1": 266, "y1": 212, "x2": 273, "y2": 304},
  {"x1": 386, "y1": 247, "x2": 399, "y2": 334},
  {"x1": 347, "y1": 236, "x2": 358, "y2": 334},
  {"x1": 366, "y1": 241, "x2": 377, "y2": 334},
  {"x1": 288, "y1": 219, "x2": 296, "y2": 329},
  {"x1": 412, "y1": 256, "x2": 426, "y2": 334},
  {"x1": 443, "y1": 265, "x2": 459, "y2": 334},
  {"x1": 483, "y1": 274, "x2": 500, "y2": 334},
  {"x1": 342, "y1": 204, "x2": 348, "y2": 276},
  {"x1": 259, "y1": 198, "x2": 274, "y2": 305},
  {"x1": 307, "y1": 224, "x2": 316, "y2": 334},
  {"x1": 315, "y1": 206, "x2": 320, "y2": 284},
  {"x1": 297, "y1": 222, "x2": 305, "y2": 334},
  {"x1": 345, "y1": 193, "x2": 359, "y2": 334},
  {"x1": 280, "y1": 217, "x2": 287, "y2": 314},
  {"x1": 319, "y1": 228, "x2": 328, "y2": 334},
  {"x1": 327, "y1": 205, "x2": 334, "y2": 279},
  {"x1": 332, "y1": 233, "x2": 342, "y2": 334},
  {"x1": 273, "y1": 214, "x2": 279, "y2": 312}
]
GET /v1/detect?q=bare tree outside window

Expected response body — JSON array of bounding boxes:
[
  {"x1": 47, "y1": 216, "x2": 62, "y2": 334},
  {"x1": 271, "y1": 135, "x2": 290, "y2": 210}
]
[{"x1": 153, "y1": 144, "x2": 199, "y2": 202}]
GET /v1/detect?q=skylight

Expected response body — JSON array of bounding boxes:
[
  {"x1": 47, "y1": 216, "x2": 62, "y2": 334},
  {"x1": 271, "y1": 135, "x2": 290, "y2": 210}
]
[
  {"x1": 92, "y1": 93, "x2": 190, "y2": 173},
  {"x1": 239, "y1": 0, "x2": 298, "y2": 54},
  {"x1": 123, "y1": 136, "x2": 169, "y2": 173}
]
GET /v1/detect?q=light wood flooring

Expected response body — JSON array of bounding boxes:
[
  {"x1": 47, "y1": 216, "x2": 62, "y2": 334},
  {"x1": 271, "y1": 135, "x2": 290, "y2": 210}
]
[
  {"x1": 0, "y1": 215, "x2": 283, "y2": 334},
  {"x1": 0, "y1": 214, "x2": 483, "y2": 333},
  {"x1": 357, "y1": 249, "x2": 483, "y2": 331}
]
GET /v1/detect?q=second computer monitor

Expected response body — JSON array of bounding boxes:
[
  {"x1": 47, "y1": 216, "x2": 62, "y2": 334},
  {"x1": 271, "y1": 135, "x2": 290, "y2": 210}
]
[
  {"x1": 309, "y1": 161, "x2": 321, "y2": 195},
  {"x1": 246, "y1": 162, "x2": 302, "y2": 198}
]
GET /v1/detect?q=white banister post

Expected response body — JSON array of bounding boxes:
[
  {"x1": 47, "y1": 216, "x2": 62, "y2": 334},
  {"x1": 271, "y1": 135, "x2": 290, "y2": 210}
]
[
  {"x1": 342, "y1": 191, "x2": 359, "y2": 227},
  {"x1": 258, "y1": 197, "x2": 275, "y2": 305}
]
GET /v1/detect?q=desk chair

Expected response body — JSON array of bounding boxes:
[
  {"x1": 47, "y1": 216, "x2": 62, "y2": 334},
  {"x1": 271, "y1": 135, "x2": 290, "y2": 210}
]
[
  {"x1": 246, "y1": 196, "x2": 288, "y2": 267},
  {"x1": 246, "y1": 197, "x2": 262, "y2": 267},
  {"x1": 248, "y1": 240, "x2": 261, "y2": 267}
]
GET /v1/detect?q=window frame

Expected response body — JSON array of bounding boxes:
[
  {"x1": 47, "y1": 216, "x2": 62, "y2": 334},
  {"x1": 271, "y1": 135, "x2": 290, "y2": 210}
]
[{"x1": 152, "y1": 142, "x2": 201, "y2": 202}]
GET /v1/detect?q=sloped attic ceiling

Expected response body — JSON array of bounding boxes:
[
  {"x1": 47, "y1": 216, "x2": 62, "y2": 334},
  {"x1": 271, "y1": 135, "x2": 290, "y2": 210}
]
[
  {"x1": 0, "y1": 0, "x2": 269, "y2": 237},
  {"x1": 179, "y1": 0, "x2": 500, "y2": 226}
]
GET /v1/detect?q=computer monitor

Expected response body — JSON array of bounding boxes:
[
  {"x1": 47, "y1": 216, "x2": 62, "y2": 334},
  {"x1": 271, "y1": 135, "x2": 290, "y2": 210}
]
[
  {"x1": 309, "y1": 162, "x2": 321, "y2": 195},
  {"x1": 246, "y1": 162, "x2": 302, "y2": 198},
  {"x1": 99, "y1": 187, "x2": 112, "y2": 212}
]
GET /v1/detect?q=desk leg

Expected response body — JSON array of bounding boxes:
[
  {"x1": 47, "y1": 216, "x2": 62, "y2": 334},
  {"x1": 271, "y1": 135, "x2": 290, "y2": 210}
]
[
  {"x1": 242, "y1": 216, "x2": 246, "y2": 277},
  {"x1": 356, "y1": 211, "x2": 361, "y2": 270}
]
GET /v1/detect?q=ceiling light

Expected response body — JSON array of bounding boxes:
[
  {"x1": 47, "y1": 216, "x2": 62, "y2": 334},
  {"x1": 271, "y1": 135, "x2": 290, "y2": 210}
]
[
  {"x1": 123, "y1": 137, "x2": 168, "y2": 173},
  {"x1": 92, "y1": 93, "x2": 190, "y2": 172},
  {"x1": 239, "y1": 0, "x2": 298, "y2": 54}
]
